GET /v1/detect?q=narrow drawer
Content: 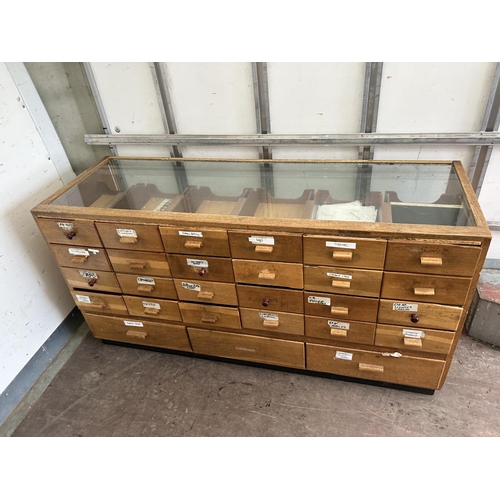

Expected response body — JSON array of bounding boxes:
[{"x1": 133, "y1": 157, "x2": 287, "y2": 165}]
[
  {"x1": 123, "y1": 296, "x2": 182, "y2": 322},
  {"x1": 303, "y1": 235, "x2": 386, "y2": 269},
  {"x1": 188, "y1": 328, "x2": 305, "y2": 369},
  {"x1": 174, "y1": 279, "x2": 238, "y2": 306},
  {"x1": 378, "y1": 299, "x2": 462, "y2": 331},
  {"x1": 305, "y1": 316, "x2": 375, "y2": 345},
  {"x1": 233, "y1": 260, "x2": 303, "y2": 289},
  {"x1": 96, "y1": 222, "x2": 164, "y2": 252},
  {"x1": 228, "y1": 231, "x2": 302, "y2": 262},
  {"x1": 50, "y1": 244, "x2": 111, "y2": 271},
  {"x1": 116, "y1": 274, "x2": 177, "y2": 300},
  {"x1": 375, "y1": 324, "x2": 454, "y2": 355},
  {"x1": 84, "y1": 312, "x2": 191, "y2": 351},
  {"x1": 36, "y1": 217, "x2": 102, "y2": 247},
  {"x1": 381, "y1": 272, "x2": 471, "y2": 306},
  {"x1": 240, "y1": 308, "x2": 304, "y2": 336},
  {"x1": 168, "y1": 255, "x2": 234, "y2": 283},
  {"x1": 385, "y1": 241, "x2": 481, "y2": 277},
  {"x1": 179, "y1": 303, "x2": 241, "y2": 330},
  {"x1": 237, "y1": 285, "x2": 304, "y2": 313},
  {"x1": 61, "y1": 267, "x2": 121, "y2": 293},
  {"x1": 304, "y1": 292, "x2": 378, "y2": 322},
  {"x1": 107, "y1": 249, "x2": 171, "y2": 277},
  {"x1": 306, "y1": 343, "x2": 445, "y2": 389},
  {"x1": 304, "y1": 265, "x2": 382, "y2": 297},
  {"x1": 160, "y1": 227, "x2": 230, "y2": 257},
  {"x1": 71, "y1": 290, "x2": 127, "y2": 315}
]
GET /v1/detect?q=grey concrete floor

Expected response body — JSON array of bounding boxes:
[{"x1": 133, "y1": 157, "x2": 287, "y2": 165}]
[{"x1": 9, "y1": 329, "x2": 500, "y2": 437}]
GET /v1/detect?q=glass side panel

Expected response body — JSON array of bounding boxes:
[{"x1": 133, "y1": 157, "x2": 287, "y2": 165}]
[{"x1": 50, "y1": 158, "x2": 476, "y2": 226}]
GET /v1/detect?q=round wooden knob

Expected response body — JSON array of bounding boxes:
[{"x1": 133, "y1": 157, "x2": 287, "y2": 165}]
[
  {"x1": 262, "y1": 298, "x2": 269, "y2": 307},
  {"x1": 198, "y1": 268, "x2": 207, "y2": 277},
  {"x1": 65, "y1": 231, "x2": 76, "y2": 240},
  {"x1": 88, "y1": 279, "x2": 97, "y2": 287},
  {"x1": 410, "y1": 313, "x2": 419, "y2": 323}
]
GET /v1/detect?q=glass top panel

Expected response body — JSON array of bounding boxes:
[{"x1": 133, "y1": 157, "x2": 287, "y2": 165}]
[{"x1": 50, "y1": 158, "x2": 476, "y2": 227}]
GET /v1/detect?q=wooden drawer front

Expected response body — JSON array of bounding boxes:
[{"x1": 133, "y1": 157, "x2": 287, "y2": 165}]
[
  {"x1": 159, "y1": 227, "x2": 230, "y2": 257},
  {"x1": 36, "y1": 217, "x2": 102, "y2": 247},
  {"x1": 96, "y1": 222, "x2": 164, "y2": 252},
  {"x1": 116, "y1": 274, "x2": 177, "y2": 300},
  {"x1": 232, "y1": 260, "x2": 303, "y2": 289},
  {"x1": 306, "y1": 343, "x2": 445, "y2": 390},
  {"x1": 174, "y1": 279, "x2": 238, "y2": 306},
  {"x1": 188, "y1": 328, "x2": 305, "y2": 369},
  {"x1": 71, "y1": 291, "x2": 127, "y2": 315},
  {"x1": 167, "y1": 254, "x2": 234, "y2": 282},
  {"x1": 50, "y1": 244, "x2": 111, "y2": 271},
  {"x1": 304, "y1": 292, "x2": 378, "y2": 322},
  {"x1": 305, "y1": 316, "x2": 375, "y2": 345},
  {"x1": 124, "y1": 296, "x2": 182, "y2": 322},
  {"x1": 228, "y1": 231, "x2": 302, "y2": 262},
  {"x1": 84, "y1": 313, "x2": 191, "y2": 351},
  {"x1": 237, "y1": 285, "x2": 304, "y2": 313},
  {"x1": 240, "y1": 308, "x2": 304, "y2": 336},
  {"x1": 378, "y1": 299, "x2": 463, "y2": 331},
  {"x1": 304, "y1": 265, "x2": 382, "y2": 298},
  {"x1": 385, "y1": 241, "x2": 481, "y2": 277},
  {"x1": 180, "y1": 303, "x2": 241, "y2": 329},
  {"x1": 375, "y1": 324, "x2": 454, "y2": 355},
  {"x1": 61, "y1": 268, "x2": 121, "y2": 293},
  {"x1": 381, "y1": 272, "x2": 471, "y2": 306},
  {"x1": 107, "y1": 249, "x2": 171, "y2": 277},
  {"x1": 303, "y1": 235, "x2": 387, "y2": 269}
]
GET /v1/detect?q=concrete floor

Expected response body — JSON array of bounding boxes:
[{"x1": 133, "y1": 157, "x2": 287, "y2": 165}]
[{"x1": 7, "y1": 328, "x2": 500, "y2": 437}]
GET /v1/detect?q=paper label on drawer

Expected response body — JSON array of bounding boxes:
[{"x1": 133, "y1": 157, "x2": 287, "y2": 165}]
[
  {"x1": 393, "y1": 303, "x2": 418, "y2": 312},
  {"x1": 182, "y1": 282, "x2": 201, "y2": 292},
  {"x1": 326, "y1": 241, "x2": 356, "y2": 249},
  {"x1": 68, "y1": 248, "x2": 89, "y2": 256},
  {"x1": 137, "y1": 277, "x2": 155, "y2": 285},
  {"x1": 402, "y1": 329, "x2": 425, "y2": 339},
  {"x1": 186, "y1": 258, "x2": 208, "y2": 268},
  {"x1": 308, "y1": 296, "x2": 331, "y2": 306},
  {"x1": 328, "y1": 320, "x2": 350, "y2": 330},
  {"x1": 88, "y1": 249, "x2": 100, "y2": 254},
  {"x1": 249, "y1": 236, "x2": 275, "y2": 245},
  {"x1": 179, "y1": 231, "x2": 203, "y2": 237},
  {"x1": 79, "y1": 270, "x2": 97, "y2": 279},
  {"x1": 259, "y1": 312, "x2": 279, "y2": 320},
  {"x1": 57, "y1": 222, "x2": 73, "y2": 230},
  {"x1": 335, "y1": 351, "x2": 353, "y2": 361},
  {"x1": 124, "y1": 320, "x2": 143, "y2": 327},
  {"x1": 116, "y1": 228, "x2": 137, "y2": 238},
  {"x1": 327, "y1": 272, "x2": 352, "y2": 280},
  {"x1": 142, "y1": 301, "x2": 160, "y2": 309},
  {"x1": 75, "y1": 295, "x2": 92, "y2": 304}
]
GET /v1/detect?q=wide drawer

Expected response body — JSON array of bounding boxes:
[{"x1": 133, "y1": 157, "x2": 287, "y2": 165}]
[
  {"x1": 232, "y1": 260, "x2": 303, "y2": 289},
  {"x1": 71, "y1": 290, "x2": 127, "y2": 315},
  {"x1": 84, "y1": 312, "x2": 191, "y2": 351},
  {"x1": 237, "y1": 285, "x2": 304, "y2": 313},
  {"x1": 303, "y1": 235, "x2": 386, "y2": 269},
  {"x1": 179, "y1": 303, "x2": 241, "y2": 329},
  {"x1": 228, "y1": 231, "x2": 302, "y2": 262},
  {"x1": 305, "y1": 316, "x2": 375, "y2": 345},
  {"x1": 174, "y1": 279, "x2": 238, "y2": 306},
  {"x1": 375, "y1": 324, "x2": 454, "y2": 355},
  {"x1": 188, "y1": 328, "x2": 305, "y2": 369},
  {"x1": 36, "y1": 217, "x2": 102, "y2": 247},
  {"x1": 160, "y1": 227, "x2": 230, "y2": 257},
  {"x1": 304, "y1": 292, "x2": 378, "y2": 322},
  {"x1": 116, "y1": 274, "x2": 177, "y2": 299},
  {"x1": 50, "y1": 244, "x2": 111, "y2": 271},
  {"x1": 107, "y1": 249, "x2": 171, "y2": 277},
  {"x1": 96, "y1": 222, "x2": 164, "y2": 252},
  {"x1": 240, "y1": 308, "x2": 304, "y2": 336},
  {"x1": 168, "y1": 254, "x2": 234, "y2": 282},
  {"x1": 306, "y1": 343, "x2": 445, "y2": 389},
  {"x1": 385, "y1": 241, "x2": 481, "y2": 277},
  {"x1": 61, "y1": 267, "x2": 121, "y2": 293},
  {"x1": 378, "y1": 299, "x2": 462, "y2": 331},
  {"x1": 123, "y1": 296, "x2": 182, "y2": 322},
  {"x1": 304, "y1": 265, "x2": 382, "y2": 297}
]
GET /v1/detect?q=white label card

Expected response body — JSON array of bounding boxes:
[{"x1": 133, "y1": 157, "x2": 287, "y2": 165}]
[
  {"x1": 68, "y1": 248, "x2": 89, "y2": 256},
  {"x1": 326, "y1": 241, "x2": 357, "y2": 249},
  {"x1": 328, "y1": 320, "x2": 350, "y2": 330},
  {"x1": 393, "y1": 303, "x2": 418, "y2": 312},
  {"x1": 137, "y1": 277, "x2": 155, "y2": 285},
  {"x1": 57, "y1": 222, "x2": 73, "y2": 230},
  {"x1": 402, "y1": 329, "x2": 425, "y2": 339},
  {"x1": 182, "y1": 282, "x2": 201, "y2": 292},
  {"x1": 249, "y1": 236, "x2": 275, "y2": 245},
  {"x1": 179, "y1": 231, "x2": 203, "y2": 237},
  {"x1": 335, "y1": 351, "x2": 353, "y2": 361},
  {"x1": 142, "y1": 301, "x2": 160, "y2": 309},
  {"x1": 186, "y1": 258, "x2": 208, "y2": 268},
  {"x1": 327, "y1": 272, "x2": 352, "y2": 280},
  {"x1": 75, "y1": 295, "x2": 92, "y2": 304},
  {"x1": 124, "y1": 320, "x2": 143, "y2": 327},
  {"x1": 79, "y1": 271, "x2": 97, "y2": 279},
  {"x1": 308, "y1": 296, "x2": 331, "y2": 306},
  {"x1": 88, "y1": 249, "x2": 99, "y2": 255},
  {"x1": 259, "y1": 313, "x2": 279, "y2": 320},
  {"x1": 116, "y1": 228, "x2": 137, "y2": 238}
]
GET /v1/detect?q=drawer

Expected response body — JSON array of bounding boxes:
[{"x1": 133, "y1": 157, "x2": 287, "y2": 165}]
[
  {"x1": 381, "y1": 272, "x2": 471, "y2": 306},
  {"x1": 385, "y1": 241, "x2": 481, "y2": 277},
  {"x1": 107, "y1": 249, "x2": 171, "y2": 277},
  {"x1": 378, "y1": 299, "x2": 463, "y2": 331},
  {"x1": 61, "y1": 267, "x2": 121, "y2": 293},
  {"x1": 96, "y1": 222, "x2": 164, "y2": 252},
  {"x1": 71, "y1": 291, "x2": 127, "y2": 315},
  {"x1": 375, "y1": 324, "x2": 454, "y2": 355},
  {"x1": 228, "y1": 231, "x2": 302, "y2": 262},
  {"x1": 306, "y1": 343, "x2": 445, "y2": 390},
  {"x1": 237, "y1": 285, "x2": 304, "y2": 313},
  {"x1": 84, "y1": 312, "x2": 191, "y2": 351},
  {"x1": 50, "y1": 244, "x2": 111, "y2": 271},
  {"x1": 160, "y1": 227, "x2": 230, "y2": 257},
  {"x1": 303, "y1": 235, "x2": 386, "y2": 269},
  {"x1": 123, "y1": 296, "x2": 182, "y2": 322},
  {"x1": 36, "y1": 217, "x2": 102, "y2": 247},
  {"x1": 304, "y1": 265, "x2": 382, "y2": 297},
  {"x1": 188, "y1": 328, "x2": 305, "y2": 369},
  {"x1": 168, "y1": 255, "x2": 234, "y2": 282},
  {"x1": 232, "y1": 260, "x2": 303, "y2": 289},
  {"x1": 305, "y1": 316, "x2": 375, "y2": 345},
  {"x1": 116, "y1": 274, "x2": 177, "y2": 300},
  {"x1": 174, "y1": 279, "x2": 238, "y2": 306},
  {"x1": 304, "y1": 292, "x2": 378, "y2": 322},
  {"x1": 179, "y1": 303, "x2": 241, "y2": 330},
  {"x1": 240, "y1": 308, "x2": 304, "y2": 336}
]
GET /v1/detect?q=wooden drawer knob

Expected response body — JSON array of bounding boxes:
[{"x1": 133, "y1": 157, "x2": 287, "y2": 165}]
[
  {"x1": 144, "y1": 307, "x2": 159, "y2": 315},
  {"x1": 198, "y1": 267, "x2": 208, "y2": 277},
  {"x1": 185, "y1": 240, "x2": 203, "y2": 249},
  {"x1": 332, "y1": 250, "x2": 353, "y2": 261},
  {"x1": 65, "y1": 231, "x2": 76, "y2": 240},
  {"x1": 86, "y1": 302, "x2": 105, "y2": 309},
  {"x1": 404, "y1": 337, "x2": 423, "y2": 347},
  {"x1": 263, "y1": 319, "x2": 279, "y2": 328},
  {"x1": 410, "y1": 314, "x2": 419, "y2": 323},
  {"x1": 330, "y1": 328, "x2": 347, "y2": 337},
  {"x1": 128, "y1": 260, "x2": 146, "y2": 269},
  {"x1": 258, "y1": 270, "x2": 276, "y2": 280},
  {"x1": 420, "y1": 256, "x2": 442, "y2": 266},
  {"x1": 88, "y1": 279, "x2": 97, "y2": 287},
  {"x1": 414, "y1": 287, "x2": 435, "y2": 296},
  {"x1": 331, "y1": 280, "x2": 351, "y2": 288},
  {"x1": 201, "y1": 314, "x2": 218, "y2": 323},
  {"x1": 262, "y1": 298, "x2": 270, "y2": 307},
  {"x1": 255, "y1": 245, "x2": 273, "y2": 253},
  {"x1": 197, "y1": 291, "x2": 214, "y2": 300},
  {"x1": 120, "y1": 236, "x2": 137, "y2": 243},
  {"x1": 137, "y1": 284, "x2": 154, "y2": 292},
  {"x1": 359, "y1": 363, "x2": 384, "y2": 373},
  {"x1": 331, "y1": 306, "x2": 349, "y2": 316},
  {"x1": 126, "y1": 330, "x2": 147, "y2": 339},
  {"x1": 71, "y1": 255, "x2": 88, "y2": 264}
]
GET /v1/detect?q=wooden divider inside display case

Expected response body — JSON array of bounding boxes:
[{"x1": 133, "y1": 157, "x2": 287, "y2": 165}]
[{"x1": 179, "y1": 186, "x2": 254, "y2": 215}]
